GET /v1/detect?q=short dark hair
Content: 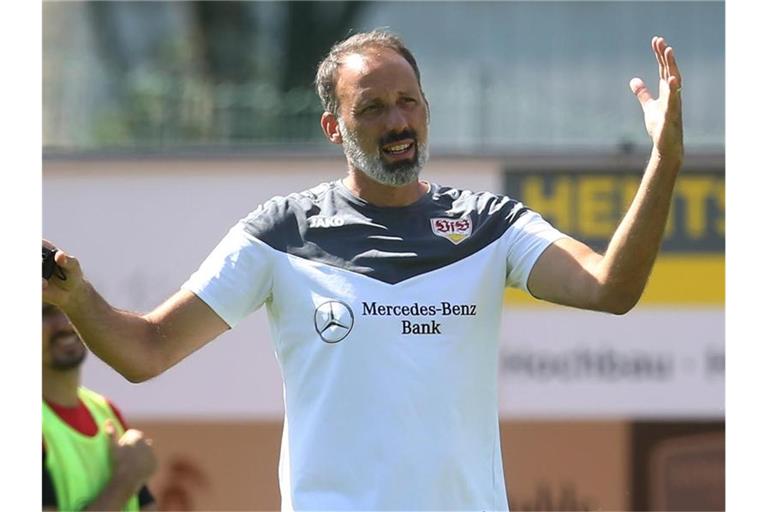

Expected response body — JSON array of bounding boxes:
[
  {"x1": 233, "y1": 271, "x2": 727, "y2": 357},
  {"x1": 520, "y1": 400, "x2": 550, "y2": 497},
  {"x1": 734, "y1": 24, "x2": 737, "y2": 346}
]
[{"x1": 315, "y1": 30, "x2": 426, "y2": 116}]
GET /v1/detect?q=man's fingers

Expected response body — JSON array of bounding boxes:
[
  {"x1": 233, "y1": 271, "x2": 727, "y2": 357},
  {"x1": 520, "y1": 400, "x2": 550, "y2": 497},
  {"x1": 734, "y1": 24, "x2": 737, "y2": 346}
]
[
  {"x1": 104, "y1": 420, "x2": 118, "y2": 443},
  {"x1": 119, "y1": 428, "x2": 145, "y2": 446},
  {"x1": 54, "y1": 250, "x2": 68, "y2": 267},
  {"x1": 659, "y1": 37, "x2": 671, "y2": 80},
  {"x1": 630, "y1": 77, "x2": 653, "y2": 106},
  {"x1": 665, "y1": 46, "x2": 682, "y2": 90},
  {"x1": 652, "y1": 36, "x2": 665, "y2": 81},
  {"x1": 666, "y1": 75, "x2": 682, "y2": 111},
  {"x1": 54, "y1": 249, "x2": 80, "y2": 274},
  {"x1": 668, "y1": 75, "x2": 681, "y2": 93}
]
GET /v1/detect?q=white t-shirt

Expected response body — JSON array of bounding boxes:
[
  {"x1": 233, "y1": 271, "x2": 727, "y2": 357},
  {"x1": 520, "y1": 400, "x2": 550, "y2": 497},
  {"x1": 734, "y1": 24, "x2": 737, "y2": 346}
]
[{"x1": 183, "y1": 180, "x2": 567, "y2": 511}]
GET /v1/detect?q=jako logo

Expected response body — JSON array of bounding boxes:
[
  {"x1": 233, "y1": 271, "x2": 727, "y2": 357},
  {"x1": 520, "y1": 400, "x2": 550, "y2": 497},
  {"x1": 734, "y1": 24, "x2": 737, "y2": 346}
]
[
  {"x1": 430, "y1": 217, "x2": 473, "y2": 245},
  {"x1": 308, "y1": 216, "x2": 344, "y2": 228}
]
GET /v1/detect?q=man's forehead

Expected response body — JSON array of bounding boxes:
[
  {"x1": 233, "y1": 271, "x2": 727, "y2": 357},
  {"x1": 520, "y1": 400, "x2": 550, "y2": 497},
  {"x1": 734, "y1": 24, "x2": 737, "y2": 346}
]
[
  {"x1": 341, "y1": 52, "x2": 369, "y2": 74},
  {"x1": 338, "y1": 46, "x2": 406, "y2": 72},
  {"x1": 336, "y1": 48, "x2": 418, "y2": 102}
]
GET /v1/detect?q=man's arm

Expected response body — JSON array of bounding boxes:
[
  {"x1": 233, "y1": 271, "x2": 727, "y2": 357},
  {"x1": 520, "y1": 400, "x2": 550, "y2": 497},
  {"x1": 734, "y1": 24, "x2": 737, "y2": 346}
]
[
  {"x1": 83, "y1": 422, "x2": 158, "y2": 511},
  {"x1": 107, "y1": 402, "x2": 157, "y2": 511},
  {"x1": 527, "y1": 36, "x2": 683, "y2": 314},
  {"x1": 42, "y1": 242, "x2": 230, "y2": 382}
]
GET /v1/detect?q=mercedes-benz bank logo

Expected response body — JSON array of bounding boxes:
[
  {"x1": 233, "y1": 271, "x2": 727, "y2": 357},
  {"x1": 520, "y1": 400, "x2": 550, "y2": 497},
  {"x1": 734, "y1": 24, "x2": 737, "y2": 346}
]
[{"x1": 314, "y1": 300, "x2": 354, "y2": 343}]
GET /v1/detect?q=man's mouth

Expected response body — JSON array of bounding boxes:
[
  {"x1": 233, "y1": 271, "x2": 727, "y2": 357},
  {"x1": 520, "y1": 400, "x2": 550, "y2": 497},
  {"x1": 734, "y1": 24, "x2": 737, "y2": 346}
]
[
  {"x1": 381, "y1": 140, "x2": 415, "y2": 158},
  {"x1": 51, "y1": 332, "x2": 81, "y2": 349}
]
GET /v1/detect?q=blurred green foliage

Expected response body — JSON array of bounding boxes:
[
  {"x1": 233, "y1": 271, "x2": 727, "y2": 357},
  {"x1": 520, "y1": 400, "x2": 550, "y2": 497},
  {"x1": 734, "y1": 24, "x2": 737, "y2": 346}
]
[{"x1": 46, "y1": 1, "x2": 366, "y2": 149}]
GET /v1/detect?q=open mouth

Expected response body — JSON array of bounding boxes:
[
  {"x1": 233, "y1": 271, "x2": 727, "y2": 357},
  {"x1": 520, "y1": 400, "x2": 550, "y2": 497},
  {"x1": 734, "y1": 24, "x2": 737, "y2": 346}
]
[
  {"x1": 381, "y1": 140, "x2": 415, "y2": 158},
  {"x1": 51, "y1": 332, "x2": 81, "y2": 349}
]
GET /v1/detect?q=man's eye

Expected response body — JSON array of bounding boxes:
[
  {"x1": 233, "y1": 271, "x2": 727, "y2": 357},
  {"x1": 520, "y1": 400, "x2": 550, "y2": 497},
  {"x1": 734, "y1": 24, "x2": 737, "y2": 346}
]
[{"x1": 361, "y1": 105, "x2": 381, "y2": 114}]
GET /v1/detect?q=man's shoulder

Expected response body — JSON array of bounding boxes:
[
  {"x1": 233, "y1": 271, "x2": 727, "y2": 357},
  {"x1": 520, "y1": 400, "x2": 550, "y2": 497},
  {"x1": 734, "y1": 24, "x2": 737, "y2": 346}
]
[
  {"x1": 429, "y1": 184, "x2": 527, "y2": 222},
  {"x1": 237, "y1": 181, "x2": 338, "y2": 243},
  {"x1": 430, "y1": 184, "x2": 513, "y2": 202},
  {"x1": 77, "y1": 386, "x2": 107, "y2": 403},
  {"x1": 247, "y1": 181, "x2": 334, "y2": 216},
  {"x1": 80, "y1": 387, "x2": 127, "y2": 422}
]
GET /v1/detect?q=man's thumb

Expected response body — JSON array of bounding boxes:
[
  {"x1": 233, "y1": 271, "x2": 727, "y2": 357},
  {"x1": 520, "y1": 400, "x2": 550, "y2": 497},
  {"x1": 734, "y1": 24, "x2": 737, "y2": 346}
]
[
  {"x1": 54, "y1": 250, "x2": 73, "y2": 270},
  {"x1": 630, "y1": 77, "x2": 652, "y2": 106}
]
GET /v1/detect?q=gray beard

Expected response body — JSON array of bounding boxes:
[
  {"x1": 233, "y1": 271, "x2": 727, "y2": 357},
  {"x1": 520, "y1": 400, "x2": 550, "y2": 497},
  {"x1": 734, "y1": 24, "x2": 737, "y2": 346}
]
[{"x1": 338, "y1": 119, "x2": 429, "y2": 187}]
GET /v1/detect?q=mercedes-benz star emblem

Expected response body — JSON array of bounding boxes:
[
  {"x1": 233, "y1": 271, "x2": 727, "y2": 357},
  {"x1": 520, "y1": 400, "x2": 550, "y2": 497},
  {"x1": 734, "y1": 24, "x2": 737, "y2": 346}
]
[{"x1": 314, "y1": 300, "x2": 354, "y2": 343}]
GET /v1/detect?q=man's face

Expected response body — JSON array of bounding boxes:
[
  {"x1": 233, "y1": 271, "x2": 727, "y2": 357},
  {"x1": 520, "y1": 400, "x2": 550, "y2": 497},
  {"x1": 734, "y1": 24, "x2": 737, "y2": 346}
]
[
  {"x1": 42, "y1": 304, "x2": 87, "y2": 371},
  {"x1": 334, "y1": 49, "x2": 429, "y2": 186}
]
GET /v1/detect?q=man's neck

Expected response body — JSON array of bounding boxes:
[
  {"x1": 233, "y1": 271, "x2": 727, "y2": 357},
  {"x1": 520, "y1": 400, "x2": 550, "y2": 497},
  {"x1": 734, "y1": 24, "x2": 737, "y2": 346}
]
[
  {"x1": 343, "y1": 168, "x2": 428, "y2": 207},
  {"x1": 42, "y1": 368, "x2": 81, "y2": 407}
]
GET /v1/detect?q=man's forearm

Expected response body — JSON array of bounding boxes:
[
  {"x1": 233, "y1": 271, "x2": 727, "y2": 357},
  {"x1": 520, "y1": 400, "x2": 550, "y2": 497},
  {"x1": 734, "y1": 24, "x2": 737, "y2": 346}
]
[
  {"x1": 63, "y1": 280, "x2": 164, "y2": 382},
  {"x1": 595, "y1": 149, "x2": 682, "y2": 311}
]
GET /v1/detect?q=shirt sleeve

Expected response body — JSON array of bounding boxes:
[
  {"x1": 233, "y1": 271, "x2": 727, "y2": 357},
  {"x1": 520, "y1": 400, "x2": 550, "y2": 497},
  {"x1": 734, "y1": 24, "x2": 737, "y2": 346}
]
[
  {"x1": 504, "y1": 209, "x2": 569, "y2": 293},
  {"x1": 182, "y1": 223, "x2": 275, "y2": 328}
]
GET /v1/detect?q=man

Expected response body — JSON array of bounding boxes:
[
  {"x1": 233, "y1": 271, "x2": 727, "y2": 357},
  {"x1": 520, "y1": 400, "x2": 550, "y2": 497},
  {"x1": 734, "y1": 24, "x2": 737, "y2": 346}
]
[
  {"x1": 42, "y1": 303, "x2": 157, "y2": 511},
  {"x1": 43, "y1": 31, "x2": 682, "y2": 510}
]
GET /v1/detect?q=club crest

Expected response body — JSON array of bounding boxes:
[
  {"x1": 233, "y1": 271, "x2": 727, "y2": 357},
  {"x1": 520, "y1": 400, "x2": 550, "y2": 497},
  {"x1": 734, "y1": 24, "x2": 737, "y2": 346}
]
[{"x1": 430, "y1": 217, "x2": 473, "y2": 245}]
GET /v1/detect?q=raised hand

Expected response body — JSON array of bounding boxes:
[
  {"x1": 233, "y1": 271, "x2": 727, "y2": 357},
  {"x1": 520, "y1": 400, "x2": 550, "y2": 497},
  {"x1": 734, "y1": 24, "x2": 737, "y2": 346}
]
[
  {"x1": 630, "y1": 36, "x2": 683, "y2": 160},
  {"x1": 42, "y1": 240, "x2": 85, "y2": 309}
]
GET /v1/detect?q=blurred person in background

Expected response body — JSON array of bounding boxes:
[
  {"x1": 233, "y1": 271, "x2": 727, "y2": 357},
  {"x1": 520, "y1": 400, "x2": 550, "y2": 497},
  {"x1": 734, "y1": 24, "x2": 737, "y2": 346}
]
[
  {"x1": 42, "y1": 31, "x2": 682, "y2": 510},
  {"x1": 42, "y1": 303, "x2": 157, "y2": 511}
]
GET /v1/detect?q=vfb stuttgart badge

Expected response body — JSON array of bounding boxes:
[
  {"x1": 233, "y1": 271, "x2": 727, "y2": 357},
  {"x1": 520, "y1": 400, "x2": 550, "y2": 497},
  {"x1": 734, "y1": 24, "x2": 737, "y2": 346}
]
[{"x1": 430, "y1": 217, "x2": 473, "y2": 245}]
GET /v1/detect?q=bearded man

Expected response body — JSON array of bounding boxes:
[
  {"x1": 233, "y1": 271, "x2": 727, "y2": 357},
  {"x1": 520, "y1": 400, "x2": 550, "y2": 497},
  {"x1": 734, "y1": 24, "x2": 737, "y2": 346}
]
[
  {"x1": 43, "y1": 31, "x2": 683, "y2": 510},
  {"x1": 42, "y1": 303, "x2": 157, "y2": 511}
]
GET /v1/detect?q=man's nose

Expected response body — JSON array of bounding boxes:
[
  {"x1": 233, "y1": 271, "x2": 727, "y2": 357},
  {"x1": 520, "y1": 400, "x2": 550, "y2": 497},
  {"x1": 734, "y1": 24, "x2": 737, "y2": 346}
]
[{"x1": 384, "y1": 106, "x2": 409, "y2": 134}]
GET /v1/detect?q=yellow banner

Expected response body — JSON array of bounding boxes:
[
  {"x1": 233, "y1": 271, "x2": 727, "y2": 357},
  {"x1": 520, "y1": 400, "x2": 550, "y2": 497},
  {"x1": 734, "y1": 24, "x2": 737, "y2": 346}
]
[{"x1": 505, "y1": 171, "x2": 725, "y2": 253}]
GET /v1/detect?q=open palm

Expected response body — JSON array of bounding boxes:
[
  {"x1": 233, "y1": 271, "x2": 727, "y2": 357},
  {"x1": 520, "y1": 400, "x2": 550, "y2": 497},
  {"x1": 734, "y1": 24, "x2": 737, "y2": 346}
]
[{"x1": 630, "y1": 36, "x2": 684, "y2": 159}]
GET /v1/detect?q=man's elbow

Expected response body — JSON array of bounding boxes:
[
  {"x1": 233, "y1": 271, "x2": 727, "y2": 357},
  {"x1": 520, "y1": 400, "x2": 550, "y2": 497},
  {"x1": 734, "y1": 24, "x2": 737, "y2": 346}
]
[
  {"x1": 596, "y1": 286, "x2": 641, "y2": 315},
  {"x1": 120, "y1": 317, "x2": 172, "y2": 383},
  {"x1": 119, "y1": 361, "x2": 165, "y2": 383},
  {"x1": 605, "y1": 298, "x2": 638, "y2": 315},
  {"x1": 121, "y1": 368, "x2": 155, "y2": 384}
]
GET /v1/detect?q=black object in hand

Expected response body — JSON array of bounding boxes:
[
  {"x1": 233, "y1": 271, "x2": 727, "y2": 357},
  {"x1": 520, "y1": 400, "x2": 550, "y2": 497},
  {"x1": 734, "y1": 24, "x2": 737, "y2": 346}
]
[{"x1": 42, "y1": 246, "x2": 66, "y2": 280}]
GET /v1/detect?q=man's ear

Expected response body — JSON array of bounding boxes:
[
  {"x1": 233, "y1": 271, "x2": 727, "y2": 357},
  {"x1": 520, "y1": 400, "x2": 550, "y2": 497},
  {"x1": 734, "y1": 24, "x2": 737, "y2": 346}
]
[{"x1": 321, "y1": 112, "x2": 343, "y2": 145}]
